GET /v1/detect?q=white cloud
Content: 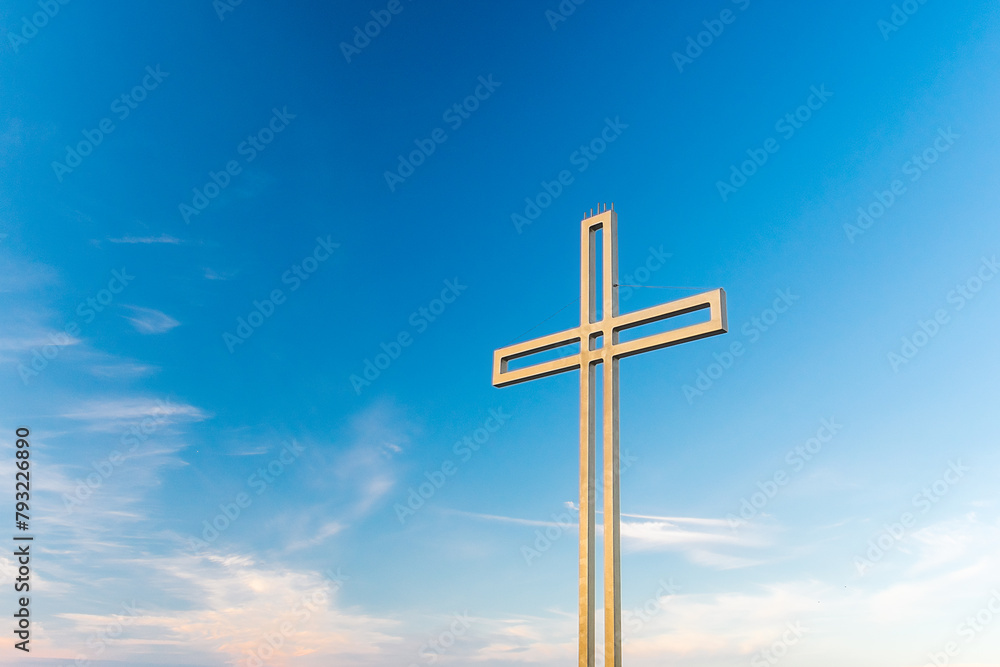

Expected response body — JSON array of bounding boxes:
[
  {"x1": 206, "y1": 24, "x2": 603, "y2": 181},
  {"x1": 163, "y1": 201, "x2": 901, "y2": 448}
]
[
  {"x1": 59, "y1": 397, "x2": 209, "y2": 425},
  {"x1": 0, "y1": 333, "x2": 79, "y2": 351},
  {"x1": 38, "y1": 551, "x2": 402, "y2": 665},
  {"x1": 123, "y1": 305, "x2": 180, "y2": 334}
]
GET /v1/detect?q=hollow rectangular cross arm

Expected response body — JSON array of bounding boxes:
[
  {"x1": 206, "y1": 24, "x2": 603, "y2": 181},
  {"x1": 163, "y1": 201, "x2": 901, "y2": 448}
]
[
  {"x1": 492, "y1": 326, "x2": 583, "y2": 388},
  {"x1": 612, "y1": 288, "x2": 728, "y2": 359}
]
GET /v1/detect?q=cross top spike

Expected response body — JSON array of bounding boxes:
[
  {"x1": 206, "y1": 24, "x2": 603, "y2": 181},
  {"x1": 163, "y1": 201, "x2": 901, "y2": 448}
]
[
  {"x1": 492, "y1": 206, "x2": 727, "y2": 667},
  {"x1": 584, "y1": 202, "x2": 613, "y2": 219}
]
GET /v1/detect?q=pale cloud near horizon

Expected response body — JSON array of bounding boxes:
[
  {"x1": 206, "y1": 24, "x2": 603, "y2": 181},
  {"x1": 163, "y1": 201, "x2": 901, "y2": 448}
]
[
  {"x1": 23, "y1": 551, "x2": 403, "y2": 666},
  {"x1": 428, "y1": 512, "x2": 1000, "y2": 666}
]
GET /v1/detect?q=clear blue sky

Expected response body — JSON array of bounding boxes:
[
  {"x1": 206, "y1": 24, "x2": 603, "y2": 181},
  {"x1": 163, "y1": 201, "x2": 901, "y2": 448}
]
[{"x1": 2, "y1": 1, "x2": 999, "y2": 665}]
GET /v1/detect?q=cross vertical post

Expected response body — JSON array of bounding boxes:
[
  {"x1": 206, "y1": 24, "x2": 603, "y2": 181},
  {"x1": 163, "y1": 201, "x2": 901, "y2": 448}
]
[
  {"x1": 599, "y1": 210, "x2": 622, "y2": 667},
  {"x1": 492, "y1": 204, "x2": 727, "y2": 666},
  {"x1": 579, "y1": 212, "x2": 597, "y2": 666}
]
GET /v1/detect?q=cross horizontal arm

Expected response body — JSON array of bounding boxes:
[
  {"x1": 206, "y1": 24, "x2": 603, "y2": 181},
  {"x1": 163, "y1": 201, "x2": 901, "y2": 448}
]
[
  {"x1": 492, "y1": 327, "x2": 583, "y2": 388},
  {"x1": 611, "y1": 288, "x2": 728, "y2": 359}
]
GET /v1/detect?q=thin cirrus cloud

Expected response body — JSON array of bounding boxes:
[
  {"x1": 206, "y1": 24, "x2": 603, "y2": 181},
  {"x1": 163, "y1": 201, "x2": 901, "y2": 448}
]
[
  {"x1": 203, "y1": 267, "x2": 237, "y2": 280},
  {"x1": 106, "y1": 234, "x2": 182, "y2": 244},
  {"x1": 87, "y1": 361, "x2": 160, "y2": 378},
  {"x1": 58, "y1": 397, "x2": 210, "y2": 425},
  {"x1": 123, "y1": 305, "x2": 181, "y2": 334},
  {"x1": 0, "y1": 333, "x2": 80, "y2": 352}
]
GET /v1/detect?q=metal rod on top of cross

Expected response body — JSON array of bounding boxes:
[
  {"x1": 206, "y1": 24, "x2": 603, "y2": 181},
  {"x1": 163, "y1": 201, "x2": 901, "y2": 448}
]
[{"x1": 492, "y1": 205, "x2": 727, "y2": 666}]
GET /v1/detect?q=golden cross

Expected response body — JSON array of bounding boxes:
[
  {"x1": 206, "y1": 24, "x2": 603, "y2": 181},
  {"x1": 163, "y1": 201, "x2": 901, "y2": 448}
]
[{"x1": 492, "y1": 204, "x2": 727, "y2": 666}]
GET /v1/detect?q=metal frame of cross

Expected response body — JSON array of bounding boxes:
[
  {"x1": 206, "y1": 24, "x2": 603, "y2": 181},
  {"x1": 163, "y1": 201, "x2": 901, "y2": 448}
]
[{"x1": 492, "y1": 203, "x2": 728, "y2": 666}]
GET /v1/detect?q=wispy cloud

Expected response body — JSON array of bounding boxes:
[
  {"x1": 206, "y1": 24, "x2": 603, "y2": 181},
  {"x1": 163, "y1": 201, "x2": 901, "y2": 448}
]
[
  {"x1": 0, "y1": 118, "x2": 27, "y2": 162},
  {"x1": 450, "y1": 508, "x2": 576, "y2": 528},
  {"x1": 59, "y1": 397, "x2": 210, "y2": 425},
  {"x1": 123, "y1": 305, "x2": 180, "y2": 334},
  {"x1": 203, "y1": 267, "x2": 237, "y2": 281},
  {"x1": 327, "y1": 400, "x2": 416, "y2": 519},
  {"x1": 87, "y1": 362, "x2": 160, "y2": 378},
  {"x1": 107, "y1": 234, "x2": 182, "y2": 244},
  {"x1": 285, "y1": 520, "x2": 347, "y2": 552},
  {"x1": 0, "y1": 255, "x2": 59, "y2": 293},
  {"x1": 455, "y1": 509, "x2": 774, "y2": 569},
  {"x1": 0, "y1": 333, "x2": 79, "y2": 352}
]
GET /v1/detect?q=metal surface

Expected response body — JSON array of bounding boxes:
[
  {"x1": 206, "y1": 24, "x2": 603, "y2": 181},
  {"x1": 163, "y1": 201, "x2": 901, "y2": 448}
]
[{"x1": 492, "y1": 204, "x2": 727, "y2": 666}]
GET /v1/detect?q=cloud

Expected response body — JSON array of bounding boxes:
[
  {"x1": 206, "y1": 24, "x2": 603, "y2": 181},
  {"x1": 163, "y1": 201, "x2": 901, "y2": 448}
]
[
  {"x1": 0, "y1": 255, "x2": 59, "y2": 293},
  {"x1": 0, "y1": 118, "x2": 27, "y2": 162},
  {"x1": 107, "y1": 234, "x2": 182, "y2": 244},
  {"x1": 0, "y1": 333, "x2": 79, "y2": 352},
  {"x1": 87, "y1": 362, "x2": 160, "y2": 378},
  {"x1": 449, "y1": 508, "x2": 576, "y2": 528},
  {"x1": 285, "y1": 521, "x2": 347, "y2": 552},
  {"x1": 39, "y1": 550, "x2": 402, "y2": 665},
  {"x1": 327, "y1": 400, "x2": 417, "y2": 518},
  {"x1": 203, "y1": 267, "x2": 237, "y2": 281},
  {"x1": 454, "y1": 509, "x2": 774, "y2": 569},
  {"x1": 59, "y1": 397, "x2": 210, "y2": 426},
  {"x1": 122, "y1": 306, "x2": 180, "y2": 334}
]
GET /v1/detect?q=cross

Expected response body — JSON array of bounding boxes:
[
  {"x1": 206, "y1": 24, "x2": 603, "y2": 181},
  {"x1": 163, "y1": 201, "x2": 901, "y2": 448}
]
[{"x1": 491, "y1": 204, "x2": 727, "y2": 666}]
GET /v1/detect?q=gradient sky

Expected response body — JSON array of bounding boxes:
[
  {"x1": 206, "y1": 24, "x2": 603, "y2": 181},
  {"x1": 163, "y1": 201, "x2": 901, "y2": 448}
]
[{"x1": 1, "y1": 1, "x2": 1000, "y2": 666}]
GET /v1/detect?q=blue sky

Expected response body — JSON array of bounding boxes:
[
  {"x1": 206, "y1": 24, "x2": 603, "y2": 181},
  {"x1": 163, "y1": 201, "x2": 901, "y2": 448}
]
[{"x1": 1, "y1": 0, "x2": 1000, "y2": 665}]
